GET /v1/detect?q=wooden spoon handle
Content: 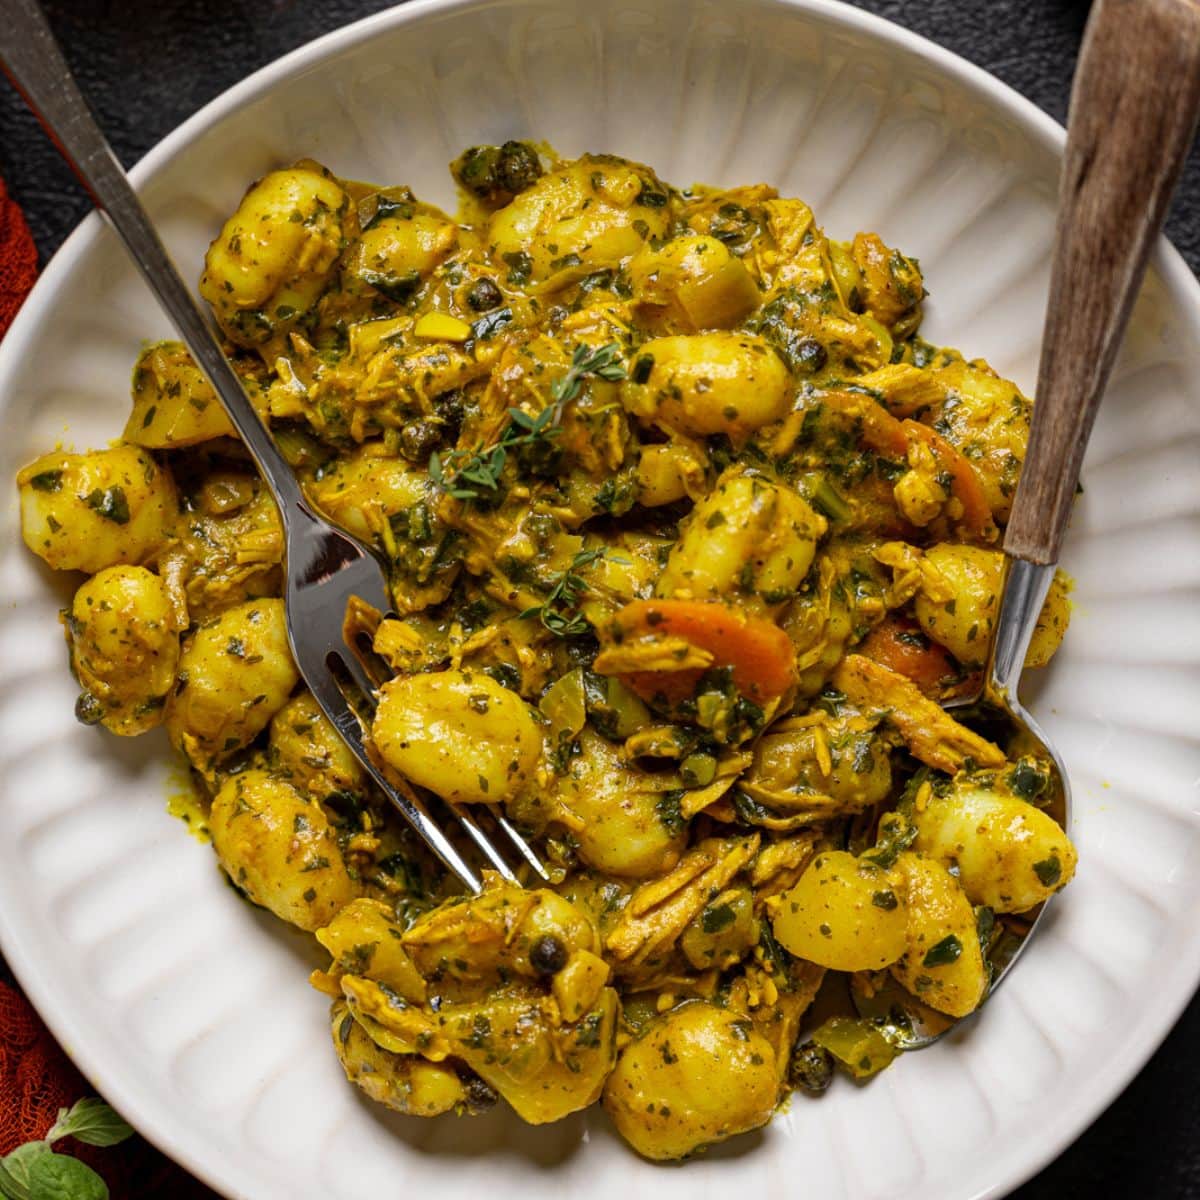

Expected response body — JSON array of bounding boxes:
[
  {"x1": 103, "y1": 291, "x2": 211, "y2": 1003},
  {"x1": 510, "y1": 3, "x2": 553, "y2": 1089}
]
[{"x1": 1004, "y1": 0, "x2": 1200, "y2": 565}]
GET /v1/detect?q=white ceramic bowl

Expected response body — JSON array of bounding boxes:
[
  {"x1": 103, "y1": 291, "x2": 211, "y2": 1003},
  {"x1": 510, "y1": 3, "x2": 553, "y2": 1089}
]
[{"x1": 2, "y1": 1, "x2": 1199, "y2": 1197}]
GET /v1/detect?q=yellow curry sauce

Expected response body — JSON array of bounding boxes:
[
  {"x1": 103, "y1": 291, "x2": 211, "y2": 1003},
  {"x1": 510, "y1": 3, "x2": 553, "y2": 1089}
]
[{"x1": 16, "y1": 142, "x2": 1076, "y2": 1160}]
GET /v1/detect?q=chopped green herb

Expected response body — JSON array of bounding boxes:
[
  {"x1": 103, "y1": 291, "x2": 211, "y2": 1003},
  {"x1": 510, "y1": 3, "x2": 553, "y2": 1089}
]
[
  {"x1": 429, "y1": 342, "x2": 626, "y2": 503},
  {"x1": 1033, "y1": 854, "x2": 1062, "y2": 887},
  {"x1": 861, "y1": 812, "x2": 917, "y2": 870},
  {"x1": 700, "y1": 902, "x2": 735, "y2": 933},
  {"x1": 922, "y1": 934, "x2": 963, "y2": 968},
  {"x1": 655, "y1": 790, "x2": 684, "y2": 836},
  {"x1": 82, "y1": 485, "x2": 130, "y2": 524},
  {"x1": 29, "y1": 469, "x2": 63, "y2": 492}
]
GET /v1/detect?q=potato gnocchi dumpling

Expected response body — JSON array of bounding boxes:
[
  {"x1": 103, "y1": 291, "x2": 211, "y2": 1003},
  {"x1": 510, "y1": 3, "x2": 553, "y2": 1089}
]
[
  {"x1": 486, "y1": 154, "x2": 670, "y2": 284},
  {"x1": 165, "y1": 598, "x2": 299, "y2": 775},
  {"x1": 622, "y1": 332, "x2": 792, "y2": 439},
  {"x1": 890, "y1": 851, "x2": 989, "y2": 1018},
  {"x1": 209, "y1": 768, "x2": 358, "y2": 930},
  {"x1": 19, "y1": 143, "x2": 1078, "y2": 1161},
  {"x1": 269, "y1": 690, "x2": 365, "y2": 798},
  {"x1": 66, "y1": 565, "x2": 181, "y2": 735},
  {"x1": 124, "y1": 341, "x2": 270, "y2": 449},
  {"x1": 200, "y1": 162, "x2": 352, "y2": 346},
  {"x1": 18, "y1": 446, "x2": 176, "y2": 573},
  {"x1": 373, "y1": 668, "x2": 542, "y2": 806},
  {"x1": 906, "y1": 542, "x2": 1071, "y2": 669},
  {"x1": 603, "y1": 1002, "x2": 778, "y2": 1160},
  {"x1": 770, "y1": 850, "x2": 907, "y2": 972}
]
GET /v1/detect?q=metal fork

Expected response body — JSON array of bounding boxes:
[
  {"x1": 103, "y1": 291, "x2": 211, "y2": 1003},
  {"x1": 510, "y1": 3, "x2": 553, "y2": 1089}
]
[{"x1": 1, "y1": 0, "x2": 548, "y2": 894}]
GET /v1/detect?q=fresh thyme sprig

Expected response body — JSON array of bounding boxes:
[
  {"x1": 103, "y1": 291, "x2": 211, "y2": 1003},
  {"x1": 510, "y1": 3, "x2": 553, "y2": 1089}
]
[
  {"x1": 429, "y1": 342, "x2": 627, "y2": 502},
  {"x1": 520, "y1": 547, "x2": 625, "y2": 638},
  {"x1": 551, "y1": 340, "x2": 628, "y2": 404}
]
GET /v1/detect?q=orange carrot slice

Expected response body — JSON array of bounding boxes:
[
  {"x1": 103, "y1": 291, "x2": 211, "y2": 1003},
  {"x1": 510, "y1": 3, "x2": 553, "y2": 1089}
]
[
  {"x1": 601, "y1": 599, "x2": 797, "y2": 705},
  {"x1": 900, "y1": 421, "x2": 995, "y2": 538},
  {"x1": 818, "y1": 391, "x2": 994, "y2": 538},
  {"x1": 857, "y1": 615, "x2": 958, "y2": 698}
]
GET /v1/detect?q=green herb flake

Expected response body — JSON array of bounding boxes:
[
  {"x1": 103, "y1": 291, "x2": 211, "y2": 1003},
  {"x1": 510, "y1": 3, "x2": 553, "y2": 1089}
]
[
  {"x1": 29, "y1": 469, "x2": 64, "y2": 492},
  {"x1": 519, "y1": 547, "x2": 625, "y2": 639},
  {"x1": 655, "y1": 790, "x2": 684, "y2": 836},
  {"x1": 922, "y1": 933, "x2": 963, "y2": 968},
  {"x1": 82, "y1": 485, "x2": 131, "y2": 525},
  {"x1": 700, "y1": 902, "x2": 735, "y2": 933},
  {"x1": 1033, "y1": 854, "x2": 1062, "y2": 887}
]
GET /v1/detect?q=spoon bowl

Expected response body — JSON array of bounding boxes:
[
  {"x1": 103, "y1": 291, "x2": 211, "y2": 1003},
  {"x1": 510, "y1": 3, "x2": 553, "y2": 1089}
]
[
  {"x1": 852, "y1": 0, "x2": 1200, "y2": 1043},
  {"x1": 853, "y1": 563, "x2": 1072, "y2": 1047}
]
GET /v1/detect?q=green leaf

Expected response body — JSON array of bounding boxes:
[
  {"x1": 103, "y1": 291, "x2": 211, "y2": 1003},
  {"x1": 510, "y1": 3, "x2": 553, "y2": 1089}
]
[
  {"x1": 700, "y1": 902, "x2": 734, "y2": 933},
  {"x1": 28, "y1": 470, "x2": 63, "y2": 493},
  {"x1": 47, "y1": 1098, "x2": 133, "y2": 1148},
  {"x1": 922, "y1": 933, "x2": 963, "y2": 968},
  {"x1": 0, "y1": 1142, "x2": 41, "y2": 1200},
  {"x1": 82, "y1": 486, "x2": 130, "y2": 525},
  {"x1": 1033, "y1": 854, "x2": 1062, "y2": 888},
  {"x1": 860, "y1": 812, "x2": 917, "y2": 870},
  {"x1": 26, "y1": 1152, "x2": 108, "y2": 1200}
]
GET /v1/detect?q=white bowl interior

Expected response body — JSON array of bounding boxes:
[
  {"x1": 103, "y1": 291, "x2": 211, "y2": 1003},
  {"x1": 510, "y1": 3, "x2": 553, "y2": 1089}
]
[{"x1": 2, "y1": 2, "x2": 1200, "y2": 1198}]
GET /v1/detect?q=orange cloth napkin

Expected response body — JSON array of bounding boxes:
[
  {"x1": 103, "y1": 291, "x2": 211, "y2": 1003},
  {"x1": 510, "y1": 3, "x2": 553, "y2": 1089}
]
[{"x1": 0, "y1": 178, "x2": 218, "y2": 1198}]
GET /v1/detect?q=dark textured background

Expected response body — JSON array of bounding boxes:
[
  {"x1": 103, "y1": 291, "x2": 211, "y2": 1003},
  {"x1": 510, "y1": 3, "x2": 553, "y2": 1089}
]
[{"x1": 1, "y1": 1, "x2": 1198, "y2": 1196}]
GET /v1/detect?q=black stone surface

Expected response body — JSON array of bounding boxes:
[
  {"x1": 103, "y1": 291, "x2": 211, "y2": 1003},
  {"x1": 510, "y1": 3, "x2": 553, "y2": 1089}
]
[{"x1": 0, "y1": 2, "x2": 1198, "y2": 1196}]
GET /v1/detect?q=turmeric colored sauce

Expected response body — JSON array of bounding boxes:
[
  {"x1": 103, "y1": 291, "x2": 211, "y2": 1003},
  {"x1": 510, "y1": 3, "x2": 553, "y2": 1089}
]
[{"x1": 17, "y1": 142, "x2": 1076, "y2": 1159}]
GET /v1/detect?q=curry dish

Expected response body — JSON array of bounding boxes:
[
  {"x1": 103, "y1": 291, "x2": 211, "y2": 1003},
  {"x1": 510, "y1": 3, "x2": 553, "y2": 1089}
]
[{"x1": 17, "y1": 143, "x2": 1077, "y2": 1159}]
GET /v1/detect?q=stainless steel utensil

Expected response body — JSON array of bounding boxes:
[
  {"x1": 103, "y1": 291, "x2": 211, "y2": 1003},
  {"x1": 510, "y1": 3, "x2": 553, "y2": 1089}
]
[
  {"x1": 0, "y1": 0, "x2": 550, "y2": 894},
  {"x1": 854, "y1": 0, "x2": 1200, "y2": 1046}
]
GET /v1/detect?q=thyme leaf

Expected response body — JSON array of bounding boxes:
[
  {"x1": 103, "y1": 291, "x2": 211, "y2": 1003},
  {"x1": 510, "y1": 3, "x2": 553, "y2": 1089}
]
[
  {"x1": 430, "y1": 342, "x2": 626, "y2": 502},
  {"x1": 520, "y1": 547, "x2": 625, "y2": 638}
]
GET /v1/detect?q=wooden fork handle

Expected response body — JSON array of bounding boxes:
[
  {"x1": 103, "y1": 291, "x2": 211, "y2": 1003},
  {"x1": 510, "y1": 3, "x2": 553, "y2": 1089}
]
[{"x1": 1004, "y1": 0, "x2": 1200, "y2": 565}]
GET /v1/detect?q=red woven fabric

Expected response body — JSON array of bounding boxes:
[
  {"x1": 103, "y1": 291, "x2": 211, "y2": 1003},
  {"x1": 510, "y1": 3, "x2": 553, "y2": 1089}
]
[
  {"x1": 0, "y1": 181, "x2": 219, "y2": 1198},
  {"x1": 0, "y1": 977, "x2": 87, "y2": 1153},
  {"x1": 0, "y1": 177, "x2": 37, "y2": 338}
]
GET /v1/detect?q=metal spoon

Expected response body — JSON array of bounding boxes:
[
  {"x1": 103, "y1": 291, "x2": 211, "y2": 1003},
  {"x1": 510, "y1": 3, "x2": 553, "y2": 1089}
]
[{"x1": 854, "y1": 0, "x2": 1200, "y2": 1047}]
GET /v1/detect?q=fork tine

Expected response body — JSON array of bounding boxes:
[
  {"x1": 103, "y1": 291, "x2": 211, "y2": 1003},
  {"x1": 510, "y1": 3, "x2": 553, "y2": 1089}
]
[
  {"x1": 303, "y1": 670, "x2": 483, "y2": 893},
  {"x1": 493, "y1": 814, "x2": 552, "y2": 882},
  {"x1": 351, "y1": 631, "x2": 393, "y2": 690},
  {"x1": 341, "y1": 637, "x2": 548, "y2": 883},
  {"x1": 336, "y1": 646, "x2": 382, "y2": 712},
  {"x1": 449, "y1": 804, "x2": 522, "y2": 884}
]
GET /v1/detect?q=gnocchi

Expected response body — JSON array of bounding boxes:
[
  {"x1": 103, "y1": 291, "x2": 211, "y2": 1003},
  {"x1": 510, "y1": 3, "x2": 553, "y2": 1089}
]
[
  {"x1": 19, "y1": 446, "x2": 176, "y2": 573},
  {"x1": 19, "y1": 144, "x2": 1079, "y2": 1161}
]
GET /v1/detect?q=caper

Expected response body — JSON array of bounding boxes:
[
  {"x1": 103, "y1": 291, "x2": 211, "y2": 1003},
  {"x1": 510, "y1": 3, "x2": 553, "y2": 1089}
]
[
  {"x1": 497, "y1": 140, "x2": 542, "y2": 195},
  {"x1": 433, "y1": 388, "x2": 467, "y2": 440},
  {"x1": 793, "y1": 337, "x2": 828, "y2": 373},
  {"x1": 466, "y1": 277, "x2": 503, "y2": 312},
  {"x1": 453, "y1": 141, "x2": 542, "y2": 205},
  {"x1": 460, "y1": 1070, "x2": 499, "y2": 1112},
  {"x1": 399, "y1": 419, "x2": 442, "y2": 463},
  {"x1": 529, "y1": 933, "x2": 568, "y2": 975},
  {"x1": 454, "y1": 145, "x2": 500, "y2": 198},
  {"x1": 74, "y1": 691, "x2": 104, "y2": 726},
  {"x1": 788, "y1": 1041, "x2": 834, "y2": 1095}
]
